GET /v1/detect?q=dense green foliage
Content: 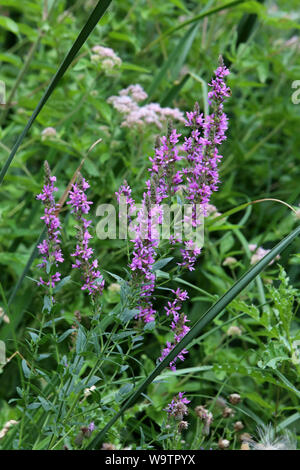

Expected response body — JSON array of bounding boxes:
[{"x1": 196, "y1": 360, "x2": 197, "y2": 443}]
[{"x1": 0, "y1": 0, "x2": 299, "y2": 450}]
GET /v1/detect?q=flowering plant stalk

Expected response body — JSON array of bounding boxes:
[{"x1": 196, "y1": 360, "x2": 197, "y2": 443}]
[
  {"x1": 67, "y1": 173, "x2": 105, "y2": 307},
  {"x1": 36, "y1": 161, "x2": 64, "y2": 294},
  {"x1": 114, "y1": 59, "x2": 231, "y2": 375},
  {"x1": 36, "y1": 161, "x2": 64, "y2": 364}
]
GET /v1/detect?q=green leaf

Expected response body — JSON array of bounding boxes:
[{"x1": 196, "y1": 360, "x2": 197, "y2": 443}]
[
  {"x1": 147, "y1": 23, "x2": 198, "y2": 100},
  {"x1": 42, "y1": 295, "x2": 52, "y2": 313},
  {"x1": 22, "y1": 359, "x2": 31, "y2": 378},
  {"x1": 275, "y1": 370, "x2": 300, "y2": 398},
  {"x1": 76, "y1": 327, "x2": 87, "y2": 354},
  {"x1": 151, "y1": 257, "x2": 173, "y2": 272},
  {"x1": 277, "y1": 413, "x2": 300, "y2": 431},
  {"x1": 120, "y1": 308, "x2": 139, "y2": 323},
  {"x1": 0, "y1": 15, "x2": 19, "y2": 35},
  {"x1": 0, "y1": 52, "x2": 22, "y2": 68},
  {"x1": 58, "y1": 329, "x2": 75, "y2": 343},
  {"x1": 115, "y1": 383, "x2": 134, "y2": 403},
  {"x1": 53, "y1": 275, "x2": 71, "y2": 294},
  {"x1": 160, "y1": 73, "x2": 190, "y2": 107}
]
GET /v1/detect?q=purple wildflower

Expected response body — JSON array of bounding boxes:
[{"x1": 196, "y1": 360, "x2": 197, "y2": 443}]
[
  {"x1": 159, "y1": 289, "x2": 190, "y2": 370},
  {"x1": 67, "y1": 174, "x2": 104, "y2": 300},
  {"x1": 36, "y1": 161, "x2": 64, "y2": 290},
  {"x1": 129, "y1": 202, "x2": 158, "y2": 323},
  {"x1": 124, "y1": 127, "x2": 183, "y2": 323},
  {"x1": 176, "y1": 56, "x2": 230, "y2": 270},
  {"x1": 148, "y1": 128, "x2": 182, "y2": 202},
  {"x1": 88, "y1": 422, "x2": 95, "y2": 432},
  {"x1": 116, "y1": 59, "x2": 230, "y2": 320},
  {"x1": 165, "y1": 392, "x2": 190, "y2": 420}
]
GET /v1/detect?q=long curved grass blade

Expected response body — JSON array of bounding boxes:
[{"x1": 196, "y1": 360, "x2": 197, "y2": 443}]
[
  {"x1": 160, "y1": 74, "x2": 190, "y2": 107},
  {"x1": 145, "y1": 0, "x2": 246, "y2": 51},
  {"x1": 0, "y1": 0, "x2": 112, "y2": 186},
  {"x1": 87, "y1": 224, "x2": 300, "y2": 449},
  {"x1": 206, "y1": 198, "x2": 297, "y2": 228}
]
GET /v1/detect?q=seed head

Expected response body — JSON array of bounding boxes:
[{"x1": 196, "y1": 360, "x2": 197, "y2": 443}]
[
  {"x1": 218, "y1": 438, "x2": 230, "y2": 450},
  {"x1": 234, "y1": 421, "x2": 244, "y2": 432},
  {"x1": 229, "y1": 393, "x2": 241, "y2": 405}
]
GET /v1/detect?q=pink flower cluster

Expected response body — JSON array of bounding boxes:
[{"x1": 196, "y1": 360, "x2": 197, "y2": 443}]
[
  {"x1": 107, "y1": 84, "x2": 185, "y2": 129},
  {"x1": 159, "y1": 288, "x2": 190, "y2": 370},
  {"x1": 91, "y1": 45, "x2": 122, "y2": 70},
  {"x1": 249, "y1": 243, "x2": 280, "y2": 266},
  {"x1": 67, "y1": 175, "x2": 104, "y2": 299},
  {"x1": 36, "y1": 161, "x2": 64, "y2": 289}
]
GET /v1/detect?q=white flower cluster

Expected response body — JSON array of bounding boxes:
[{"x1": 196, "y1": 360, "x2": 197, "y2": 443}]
[
  {"x1": 107, "y1": 84, "x2": 185, "y2": 129},
  {"x1": 248, "y1": 243, "x2": 280, "y2": 266},
  {"x1": 91, "y1": 45, "x2": 122, "y2": 71}
]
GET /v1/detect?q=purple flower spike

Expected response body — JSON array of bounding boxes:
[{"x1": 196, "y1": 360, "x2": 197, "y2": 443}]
[
  {"x1": 159, "y1": 289, "x2": 190, "y2": 370},
  {"x1": 119, "y1": 127, "x2": 183, "y2": 324},
  {"x1": 36, "y1": 161, "x2": 64, "y2": 290},
  {"x1": 67, "y1": 174, "x2": 104, "y2": 301},
  {"x1": 116, "y1": 59, "x2": 231, "y2": 321},
  {"x1": 178, "y1": 57, "x2": 230, "y2": 270}
]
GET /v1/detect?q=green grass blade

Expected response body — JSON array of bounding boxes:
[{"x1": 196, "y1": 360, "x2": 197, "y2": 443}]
[
  {"x1": 8, "y1": 227, "x2": 47, "y2": 307},
  {"x1": 146, "y1": 23, "x2": 199, "y2": 101},
  {"x1": 160, "y1": 73, "x2": 190, "y2": 107},
  {"x1": 0, "y1": 0, "x2": 112, "y2": 186},
  {"x1": 146, "y1": 0, "x2": 246, "y2": 50},
  {"x1": 87, "y1": 224, "x2": 300, "y2": 449},
  {"x1": 236, "y1": 0, "x2": 265, "y2": 47}
]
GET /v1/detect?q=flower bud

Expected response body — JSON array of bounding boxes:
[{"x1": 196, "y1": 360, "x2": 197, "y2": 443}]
[
  {"x1": 218, "y1": 438, "x2": 230, "y2": 449},
  {"x1": 229, "y1": 393, "x2": 241, "y2": 405},
  {"x1": 234, "y1": 421, "x2": 244, "y2": 432},
  {"x1": 223, "y1": 256, "x2": 237, "y2": 267},
  {"x1": 178, "y1": 421, "x2": 189, "y2": 432},
  {"x1": 226, "y1": 326, "x2": 242, "y2": 337},
  {"x1": 223, "y1": 406, "x2": 235, "y2": 418}
]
